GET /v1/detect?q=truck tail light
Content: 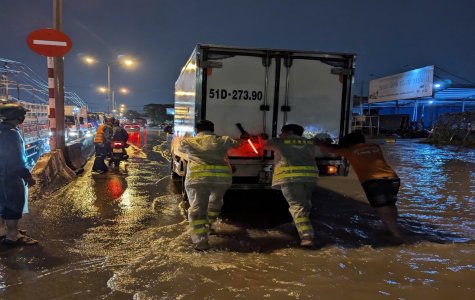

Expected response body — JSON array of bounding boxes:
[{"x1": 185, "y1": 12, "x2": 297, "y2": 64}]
[
  {"x1": 326, "y1": 165, "x2": 338, "y2": 175},
  {"x1": 247, "y1": 139, "x2": 258, "y2": 154}
]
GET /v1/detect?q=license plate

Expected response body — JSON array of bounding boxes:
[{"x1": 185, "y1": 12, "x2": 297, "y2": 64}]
[{"x1": 113, "y1": 148, "x2": 123, "y2": 153}]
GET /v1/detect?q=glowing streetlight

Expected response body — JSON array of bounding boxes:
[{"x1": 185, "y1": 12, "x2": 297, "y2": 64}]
[
  {"x1": 81, "y1": 54, "x2": 138, "y2": 113},
  {"x1": 120, "y1": 88, "x2": 129, "y2": 94},
  {"x1": 83, "y1": 56, "x2": 96, "y2": 65},
  {"x1": 98, "y1": 86, "x2": 108, "y2": 93}
]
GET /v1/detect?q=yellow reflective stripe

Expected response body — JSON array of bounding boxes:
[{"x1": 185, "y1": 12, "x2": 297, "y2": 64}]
[
  {"x1": 191, "y1": 219, "x2": 208, "y2": 226},
  {"x1": 273, "y1": 173, "x2": 318, "y2": 181},
  {"x1": 297, "y1": 225, "x2": 313, "y2": 232},
  {"x1": 295, "y1": 217, "x2": 310, "y2": 224},
  {"x1": 190, "y1": 165, "x2": 229, "y2": 172},
  {"x1": 208, "y1": 211, "x2": 219, "y2": 216},
  {"x1": 188, "y1": 172, "x2": 231, "y2": 179},
  {"x1": 275, "y1": 166, "x2": 316, "y2": 172},
  {"x1": 193, "y1": 227, "x2": 209, "y2": 234}
]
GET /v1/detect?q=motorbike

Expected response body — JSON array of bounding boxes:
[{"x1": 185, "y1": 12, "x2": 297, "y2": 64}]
[{"x1": 109, "y1": 141, "x2": 129, "y2": 168}]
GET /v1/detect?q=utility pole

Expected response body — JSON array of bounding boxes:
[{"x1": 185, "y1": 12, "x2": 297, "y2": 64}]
[
  {"x1": 107, "y1": 64, "x2": 111, "y2": 114},
  {"x1": 53, "y1": 0, "x2": 66, "y2": 152},
  {"x1": 1, "y1": 63, "x2": 8, "y2": 100}
]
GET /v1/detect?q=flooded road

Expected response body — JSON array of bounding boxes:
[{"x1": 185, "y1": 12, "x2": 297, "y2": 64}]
[{"x1": 1, "y1": 130, "x2": 474, "y2": 299}]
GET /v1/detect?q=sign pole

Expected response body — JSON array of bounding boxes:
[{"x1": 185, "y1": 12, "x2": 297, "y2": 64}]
[
  {"x1": 53, "y1": 0, "x2": 65, "y2": 152},
  {"x1": 47, "y1": 57, "x2": 56, "y2": 150}
]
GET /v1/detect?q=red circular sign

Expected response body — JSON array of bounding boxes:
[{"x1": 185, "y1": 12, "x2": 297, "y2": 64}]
[{"x1": 27, "y1": 28, "x2": 72, "y2": 57}]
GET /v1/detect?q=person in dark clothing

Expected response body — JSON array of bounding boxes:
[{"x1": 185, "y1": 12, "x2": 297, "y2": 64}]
[
  {"x1": 112, "y1": 120, "x2": 128, "y2": 143},
  {"x1": 111, "y1": 120, "x2": 129, "y2": 161},
  {"x1": 92, "y1": 117, "x2": 113, "y2": 173},
  {"x1": 0, "y1": 103, "x2": 38, "y2": 246}
]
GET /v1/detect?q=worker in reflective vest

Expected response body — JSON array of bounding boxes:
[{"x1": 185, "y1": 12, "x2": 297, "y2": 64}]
[
  {"x1": 92, "y1": 117, "x2": 113, "y2": 173},
  {"x1": 265, "y1": 124, "x2": 318, "y2": 247},
  {"x1": 178, "y1": 120, "x2": 241, "y2": 251}
]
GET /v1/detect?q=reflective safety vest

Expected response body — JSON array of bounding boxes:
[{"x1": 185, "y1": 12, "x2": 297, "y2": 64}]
[
  {"x1": 273, "y1": 165, "x2": 318, "y2": 183},
  {"x1": 187, "y1": 164, "x2": 232, "y2": 183},
  {"x1": 265, "y1": 136, "x2": 318, "y2": 187},
  {"x1": 178, "y1": 131, "x2": 240, "y2": 187},
  {"x1": 94, "y1": 124, "x2": 106, "y2": 143}
]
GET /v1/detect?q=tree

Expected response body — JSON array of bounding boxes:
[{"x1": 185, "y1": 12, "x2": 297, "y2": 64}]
[
  {"x1": 144, "y1": 103, "x2": 173, "y2": 124},
  {"x1": 124, "y1": 110, "x2": 141, "y2": 121}
]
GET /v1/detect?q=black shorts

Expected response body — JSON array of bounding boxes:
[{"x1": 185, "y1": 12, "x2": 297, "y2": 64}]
[{"x1": 361, "y1": 178, "x2": 400, "y2": 208}]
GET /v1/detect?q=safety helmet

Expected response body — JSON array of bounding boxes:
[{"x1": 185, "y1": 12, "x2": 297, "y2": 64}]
[{"x1": 0, "y1": 103, "x2": 29, "y2": 121}]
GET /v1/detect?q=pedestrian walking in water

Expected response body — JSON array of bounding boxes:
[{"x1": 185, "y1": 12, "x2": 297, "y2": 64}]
[
  {"x1": 92, "y1": 117, "x2": 113, "y2": 173},
  {"x1": 0, "y1": 104, "x2": 38, "y2": 246},
  {"x1": 265, "y1": 124, "x2": 318, "y2": 247},
  {"x1": 319, "y1": 131, "x2": 402, "y2": 239},
  {"x1": 178, "y1": 120, "x2": 242, "y2": 251}
]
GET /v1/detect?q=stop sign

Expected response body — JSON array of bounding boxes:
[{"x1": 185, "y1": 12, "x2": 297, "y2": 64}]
[{"x1": 27, "y1": 28, "x2": 72, "y2": 57}]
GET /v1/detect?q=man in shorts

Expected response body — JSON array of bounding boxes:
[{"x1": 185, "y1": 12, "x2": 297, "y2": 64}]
[{"x1": 319, "y1": 131, "x2": 402, "y2": 238}]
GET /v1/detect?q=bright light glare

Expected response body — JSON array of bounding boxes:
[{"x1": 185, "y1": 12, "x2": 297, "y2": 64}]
[
  {"x1": 124, "y1": 59, "x2": 134, "y2": 66},
  {"x1": 429, "y1": 100, "x2": 434, "y2": 104},
  {"x1": 83, "y1": 56, "x2": 96, "y2": 64},
  {"x1": 120, "y1": 88, "x2": 129, "y2": 94},
  {"x1": 98, "y1": 86, "x2": 107, "y2": 93},
  {"x1": 434, "y1": 83, "x2": 441, "y2": 88},
  {"x1": 247, "y1": 139, "x2": 258, "y2": 154}
]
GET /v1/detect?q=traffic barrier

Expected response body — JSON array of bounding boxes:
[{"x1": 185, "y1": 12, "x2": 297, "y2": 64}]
[
  {"x1": 31, "y1": 149, "x2": 76, "y2": 189},
  {"x1": 65, "y1": 134, "x2": 95, "y2": 170}
]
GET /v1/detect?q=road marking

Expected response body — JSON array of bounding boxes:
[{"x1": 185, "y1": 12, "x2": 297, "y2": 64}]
[{"x1": 33, "y1": 40, "x2": 67, "y2": 46}]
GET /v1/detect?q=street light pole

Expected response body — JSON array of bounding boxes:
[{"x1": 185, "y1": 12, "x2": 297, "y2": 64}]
[
  {"x1": 107, "y1": 63, "x2": 111, "y2": 114},
  {"x1": 112, "y1": 90, "x2": 115, "y2": 115}
]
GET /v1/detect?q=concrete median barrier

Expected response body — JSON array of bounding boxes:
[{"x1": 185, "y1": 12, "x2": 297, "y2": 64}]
[
  {"x1": 31, "y1": 149, "x2": 76, "y2": 191},
  {"x1": 65, "y1": 134, "x2": 95, "y2": 170},
  {"x1": 30, "y1": 134, "x2": 95, "y2": 196}
]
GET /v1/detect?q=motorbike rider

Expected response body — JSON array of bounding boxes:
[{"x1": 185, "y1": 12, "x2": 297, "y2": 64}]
[
  {"x1": 92, "y1": 117, "x2": 113, "y2": 173},
  {"x1": 0, "y1": 103, "x2": 38, "y2": 246},
  {"x1": 111, "y1": 119, "x2": 129, "y2": 162},
  {"x1": 265, "y1": 124, "x2": 318, "y2": 248},
  {"x1": 178, "y1": 120, "x2": 242, "y2": 251}
]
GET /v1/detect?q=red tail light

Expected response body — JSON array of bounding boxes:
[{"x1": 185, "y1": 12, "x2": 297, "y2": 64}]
[
  {"x1": 113, "y1": 142, "x2": 124, "y2": 147},
  {"x1": 247, "y1": 139, "x2": 258, "y2": 154},
  {"x1": 228, "y1": 135, "x2": 264, "y2": 157}
]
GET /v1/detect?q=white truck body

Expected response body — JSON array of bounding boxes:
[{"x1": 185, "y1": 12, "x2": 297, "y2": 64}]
[{"x1": 172, "y1": 44, "x2": 355, "y2": 189}]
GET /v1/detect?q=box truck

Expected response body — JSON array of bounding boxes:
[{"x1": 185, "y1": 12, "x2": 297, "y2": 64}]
[{"x1": 171, "y1": 44, "x2": 355, "y2": 189}]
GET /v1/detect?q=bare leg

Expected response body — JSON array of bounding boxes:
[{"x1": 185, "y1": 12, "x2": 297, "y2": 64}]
[
  {"x1": 5, "y1": 219, "x2": 20, "y2": 240},
  {"x1": 0, "y1": 217, "x2": 5, "y2": 236},
  {"x1": 375, "y1": 204, "x2": 402, "y2": 238}
]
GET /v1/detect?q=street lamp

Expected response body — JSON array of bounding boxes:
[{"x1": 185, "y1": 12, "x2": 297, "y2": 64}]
[
  {"x1": 81, "y1": 54, "x2": 137, "y2": 114},
  {"x1": 97, "y1": 86, "x2": 130, "y2": 117}
]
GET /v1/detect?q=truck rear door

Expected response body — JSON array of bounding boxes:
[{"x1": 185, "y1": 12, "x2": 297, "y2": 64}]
[
  {"x1": 275, "y1": 55, "x2": 349, "y2": 140},
  {"x1": 204, "y1": 52, "x2": 276, "y2": 157}
]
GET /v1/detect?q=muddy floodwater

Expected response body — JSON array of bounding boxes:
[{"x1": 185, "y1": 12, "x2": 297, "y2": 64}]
[{"x1": 1, "y1": 129, "x2": 474, "y2": 299}]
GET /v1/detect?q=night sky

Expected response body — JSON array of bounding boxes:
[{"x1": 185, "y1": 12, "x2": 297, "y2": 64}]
[{"x1": 1, "y1": 0, "x2": 474, "y2": 112}]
